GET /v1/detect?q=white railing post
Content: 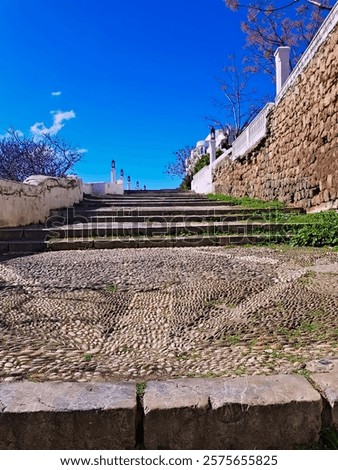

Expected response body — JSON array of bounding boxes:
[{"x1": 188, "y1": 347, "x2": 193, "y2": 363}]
[{"x1": 274, "y1": 47, "x2": 291, "y2": 96}]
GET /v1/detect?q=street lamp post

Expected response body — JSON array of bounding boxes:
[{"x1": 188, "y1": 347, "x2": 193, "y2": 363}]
[
  {"x1": 209, "y1": 127, "x2": 216, "y2": 193},
  {"x1": 111, "y1": 160, "x2": 116, "y2": 183}
]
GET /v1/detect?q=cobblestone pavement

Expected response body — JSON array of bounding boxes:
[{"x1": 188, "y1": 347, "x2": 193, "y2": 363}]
[{"x1": 0, "y1": 246, "x2": 337, "y2": 383}]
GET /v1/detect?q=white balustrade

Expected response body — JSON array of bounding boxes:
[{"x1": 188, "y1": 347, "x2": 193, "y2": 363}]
[{"x1": 232, "y1": 103, "x2": 274, "y2": 159}]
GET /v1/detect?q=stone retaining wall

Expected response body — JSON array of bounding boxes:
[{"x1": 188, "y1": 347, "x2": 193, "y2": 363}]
[
  {"x1": 0, "y1": 176, "x2": 83, "y2": 228},
  {"x1": 213, "y1": 23, "x2": 338, "y2": 211},
  {"x1": 0, "y1": 369, "x2": 337, "y2": 449}
]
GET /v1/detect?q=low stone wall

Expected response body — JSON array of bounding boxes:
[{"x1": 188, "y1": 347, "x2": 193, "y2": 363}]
[
  {"x1": 213, "y1": 22, "x2": 338, "y2": 211},
  {"x1": 0, "y1": 366, "x2": 337, "y2": 449},
  {"x1": 0, "y1": 176, "x2": 84, "y2": 228}
]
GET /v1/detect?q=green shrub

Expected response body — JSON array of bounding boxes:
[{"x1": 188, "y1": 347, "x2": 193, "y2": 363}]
[
  {"x1": 193, "y1": 154, "x2": 210, "y2": 175},
  {"x1": 290, "y1": 211, "x2": 338, "y2": 247},
  {"x1": 179, "y1": 173, "x2": 192, "y2": 190}
]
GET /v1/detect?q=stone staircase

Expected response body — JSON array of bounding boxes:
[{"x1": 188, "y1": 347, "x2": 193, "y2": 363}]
[{"x1": 0, "y1": 190, "x2": 305, "y2": 254}]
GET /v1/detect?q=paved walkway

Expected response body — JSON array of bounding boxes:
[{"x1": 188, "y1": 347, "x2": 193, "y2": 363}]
[{"x1": 0, "y1": 246, "x2": 337, "y2": 383}]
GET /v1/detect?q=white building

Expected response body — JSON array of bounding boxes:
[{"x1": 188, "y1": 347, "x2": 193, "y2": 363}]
[{"x1": 186, "y1": 127, "x2": 236, "y2": 176}]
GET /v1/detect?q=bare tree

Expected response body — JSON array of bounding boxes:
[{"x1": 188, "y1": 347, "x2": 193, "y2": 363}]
[
  {"x1": 0, "y1": 128, "x2": 84, "y2": 182},
  {"x1": 164, "y1": 145, "x2": 194, "y2": 190},
  {"x1": 164, "y1": 145, "x2": 193, "y2": 180},
  {"x1": 224, "y1": 0, "x2": 332, "y2": 76},
  {"x1": 208, "y1": 55, "x2": 270, "y2": 137}
]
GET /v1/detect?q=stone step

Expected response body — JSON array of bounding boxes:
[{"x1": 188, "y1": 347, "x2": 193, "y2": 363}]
[
  {"x1": 123, "y1": 189, "x2": 188, "y2": 195},
  {"x1": 84, "y1": 193, "x2": 205, "y2": 200},
  {"x1": 0, "y1": 220, "x2": 307, "y2": 246},
  {"x1": 1, "y1": 232, "x2": 289, "y2": 254},
  {"x1": 47, "y1": 234, "x2": 290, "y2": 251},
  {"x1": 47, "y1": 234, "x2": 289, "y2": 251},
  {"x1": 51, "y1": 214, "x2": 263, "y2": 224},
  {"x1": 53, "y1": 206, "x2": 302, "y2": 218},
  {"x1": 0, "y1": 240, "x2": 46, "y2": 255},
  {"x1": 25, "y1": 221, "x2": 306, "y2": 239},
  {"x1": 80, "y1": 200, "x2": 211, "y2": 206},
  {"x1": 78, "y1": 200, "x2": 234, "y2": 208}
]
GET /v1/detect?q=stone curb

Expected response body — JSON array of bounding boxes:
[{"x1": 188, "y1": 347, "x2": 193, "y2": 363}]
[
  {"x1": 0, "y1": 382, "x2": 136, "y2": 450},
  {"x1": 143, "y1": 375, "x2": 323, "y2": 450},
  {"x1": 0, "y1": 372, "x2": 337, "y2": 450}
]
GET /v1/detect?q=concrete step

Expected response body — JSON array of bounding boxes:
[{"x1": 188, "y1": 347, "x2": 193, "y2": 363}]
[
  {"x1": 84, "y1": 193, "x2": 206, "y2": 200},
  {"x1": 0, "y1": 220, "x2": 306, "y2": 247},
  {"x1": 78, "y1": 200, "x2": 234, "y2": 208},
  {"x1": 38, "y1": 221, "x2": 306, "y2": 239},
  {"x1": 0, "y1": 240, "x2": 46, "y2": 255},
  {"x1": 48, "y1": 206, "x2": 300, "y2": 225},
  {"x1": 47, "y1": 234, "x2": 289, "y2": 251},
  {"x1": 123, "y1": 190, "x2": 189, "y2": 195},
  {"x1": 0, "y1": 190, "x2": 306, "y2": 254},
  {"x1": 80, "y1": 200, "x2": 212, "y2": 207},
  {"x1": 52, "y1": 206, "x2": 303, "y2": 219},
  {"x1": 51, "y1": 214, "x2": 263, "y2": 224}
]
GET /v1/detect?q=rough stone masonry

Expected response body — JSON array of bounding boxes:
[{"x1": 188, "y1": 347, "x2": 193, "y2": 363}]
[{"x1": 213, "y1": 24, "x2": 337, "y2": 211}]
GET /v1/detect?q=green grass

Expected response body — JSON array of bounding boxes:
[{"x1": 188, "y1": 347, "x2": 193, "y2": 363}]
[
  {"x1": 199, "y1": 371, "x2": 224, "y2": 379},
  {"x1": 234, "y1": 366, "x2": 247, "y2": 376},
  {"x1": 263, "y1": 210, "x2": 338, "y2": 247},
  {"x1": 207, "y1": 193, "x2": 285, "y2": 209},
  {"x1": 298, "y1": 428, "x2": 338, "y2": 450},
  {"x1": 290, "y1": 211, "x2": 338, "y2": 247},
  {"x1": 298, "y1": 271, "x2": 317, "y2": 285},
  {"x1": 107, "y1": 284, "x2": 118, "y2": 293},
  {"x1": 136, "y1": 382, "x2": 147, "y2": 396},
  {"x1": 206, "y1": 195, "x2": 338, "y2": 248},
  {"x1": 223, "y1": 334, "x2": 241, "y2": 346}
]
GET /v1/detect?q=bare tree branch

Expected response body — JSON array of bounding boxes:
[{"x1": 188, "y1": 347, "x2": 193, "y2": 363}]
[
  {"x1": 164, "y1": 146, "x2": 193, "y2": 180},
  {"x1": 210, "y1": 55, "x2": 271, "y2": 136},
  {"x1": 224, "y1": 0, "x2": 332, "y2": 77},
  {"x1": 0, "y1": 128, "x2": 84, "y2": 182}
]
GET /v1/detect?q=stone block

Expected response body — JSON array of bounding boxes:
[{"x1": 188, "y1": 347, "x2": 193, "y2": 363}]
[
  {"x1": 0, "y1": 382, "x2": 136, "y2": 449},
  {"x1": 8, "y1": 241, "x2": 45, "y2": 253},
  {"x1": 0, "y1": 229, "x2": 23, "y2": 241},
  {"x1": 48, "y1": 240, "x2": 94, "y2": 251},
  {"x1": 137, "y1": 238, "x2": 173, "y2": 248},
  {"x1": 143, "y1": 376, "x2": 322, "y2": 450},
  {"x1": 311, "y1": 359, "x2": 338, "y2": 430},
  {"x1": 0, "y1": 242, "x2": 9, "y2": 255},
  {"x1": 94, "y1": 238, "x2": 138, "y2": 249}
]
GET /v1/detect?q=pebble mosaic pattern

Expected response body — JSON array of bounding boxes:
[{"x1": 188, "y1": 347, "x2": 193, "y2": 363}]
[{"x1": 0, "y1": 246, "x2": 337, "y2": 383}]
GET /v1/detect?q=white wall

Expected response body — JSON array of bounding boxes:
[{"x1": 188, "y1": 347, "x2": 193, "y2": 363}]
[
  {"x1": 191, "y1": 165, "x2": 212, "y2": 194},
  {"x1": 0, "y1": 176, "x2": 84, "y2": 228},
  {"x1": 83, "y1": 181, "x2": 124, "y2": 196},
  {"x1": 191, "y1": 149, "x2": 232, "y2": 194}
]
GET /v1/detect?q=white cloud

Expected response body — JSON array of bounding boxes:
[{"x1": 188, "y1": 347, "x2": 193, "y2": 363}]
[
  {"x1": 77, "y1": 148, "x2": 88, "y2": 154},
  {"x1": 51, "y1": 91, "x2": 62, "y2": 96},
  {"x1": 30, "y1": 110, "x2": 76, "y2": 136}
]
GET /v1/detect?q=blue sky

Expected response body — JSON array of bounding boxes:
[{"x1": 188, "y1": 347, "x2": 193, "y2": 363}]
[{"x1": 0, "y1": 0, "x2": 275, "y2": 189}]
